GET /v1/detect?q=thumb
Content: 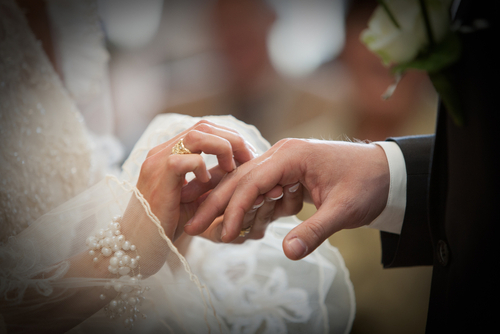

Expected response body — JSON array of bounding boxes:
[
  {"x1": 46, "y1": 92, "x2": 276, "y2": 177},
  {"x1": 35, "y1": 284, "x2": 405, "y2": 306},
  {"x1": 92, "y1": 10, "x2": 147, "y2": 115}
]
[{"x1": 283, "y1": 205, "x2": 342, "y2": 260}]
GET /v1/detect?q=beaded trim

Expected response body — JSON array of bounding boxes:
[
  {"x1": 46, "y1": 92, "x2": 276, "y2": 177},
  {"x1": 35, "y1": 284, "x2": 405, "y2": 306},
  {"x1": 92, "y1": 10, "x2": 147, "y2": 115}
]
[{"x1": 86, "y1": 215, "x2": 148, "y2": 328}]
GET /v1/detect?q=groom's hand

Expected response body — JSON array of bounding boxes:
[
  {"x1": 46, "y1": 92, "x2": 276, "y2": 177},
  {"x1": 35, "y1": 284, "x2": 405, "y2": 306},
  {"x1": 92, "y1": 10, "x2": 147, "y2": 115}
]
[{"x1": 184, "y1": 138, "x2": 391, "y2": 260}]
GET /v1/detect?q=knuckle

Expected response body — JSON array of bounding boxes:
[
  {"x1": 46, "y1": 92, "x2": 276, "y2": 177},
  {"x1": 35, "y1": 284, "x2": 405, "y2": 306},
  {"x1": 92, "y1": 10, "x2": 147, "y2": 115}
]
[
  {"x1": 146, "y1": 149, "x2": 155, "y2": 158},
  {"x1": 184, "y1": 130, "x2": 201, "y2": 143},
  {"x1": 239, "y1": 170, "x2": 254, "y2": 186},
  {"x1": 222, "y1": 141, "x2": 233, "y2": 157},
  {"x1": 273, "y1": 138, "x2": 306, "y2": 159},
  {"x1": 196, "y1": 119, "x2": 212, "y2": 126},
  {"x1": 192, "y1": 157, "x2": 206, "y2": 171},
  {"x1": 275, "y1": 138, "x2": 290, "y2": 146},
  {"x1": 232, "y1": 133, "x2": 245, "y2": 147},
  {"x1": 194, "y1": 120, "x2": 210, "y2": 127},
  {"x1": 193, "y1": 122, "x2": 212, "y2": 134},
  {"x1": 195, "y1": 154, "x2": 205, "y2": 164},
  {"x1": 140, "y1": 155, "x2": 157, "y2": 174},
  {"x1": 146, "y1": 145, "x2": 161, "y2": 158},
  {"x1": 219, "y1": 137, "x2": 232, "y2": 151},
  {"x1": 165, "y1": 153, "x2": 182, "y2": 170},
  {"x1": 276, "y1": 138, "x2": 300, "y2": 150},
  {"x1": 209, "y1": 193, "x2": 227, "y2": 216}
]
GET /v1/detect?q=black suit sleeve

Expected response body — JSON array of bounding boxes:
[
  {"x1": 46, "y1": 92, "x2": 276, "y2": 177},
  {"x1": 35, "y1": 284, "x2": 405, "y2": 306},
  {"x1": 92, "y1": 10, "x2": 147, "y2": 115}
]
[{"x1": 380, "y1": 135, "x2": 435, "y2": 268}]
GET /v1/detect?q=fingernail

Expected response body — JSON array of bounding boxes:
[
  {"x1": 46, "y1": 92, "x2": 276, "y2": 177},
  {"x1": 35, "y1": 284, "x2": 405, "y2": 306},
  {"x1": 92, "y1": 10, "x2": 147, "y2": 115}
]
[
  {"x1": 221, "y1": 225, "x2": 227, "y2": 240},
  {"x1": 206, "y1": 170, "x2": 212, "y2": 180},
  {"x1": 287, "y1": 237, "x2": 307, "y2": 258},
  {"x1": 267, "y1": 193, "x2": 283, "y2": 201},
  {"x1": 288, "y1": 183, "x2": 300, "y2": 193},
  {"x1": 185, "y1": 218, "x2": 193, "y2": 227},
  {"x1": 231, "y1": 158, "x2": 237, "y2": 171},
  {"x1": 252, "y1": 200, "x2": 265, "y2": 210}
]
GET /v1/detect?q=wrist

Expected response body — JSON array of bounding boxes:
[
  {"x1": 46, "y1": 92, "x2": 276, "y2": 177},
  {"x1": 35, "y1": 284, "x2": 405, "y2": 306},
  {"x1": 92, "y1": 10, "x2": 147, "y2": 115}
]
[
  {"x1": 369, "y1": 141, "x2": 406, "y2": 234},
  {"x1": 370, "y1": 143, "x2": 391, "y2": 219},
  {"x1": 120, "y1": 196, "x2": 170, "y2": 278}
]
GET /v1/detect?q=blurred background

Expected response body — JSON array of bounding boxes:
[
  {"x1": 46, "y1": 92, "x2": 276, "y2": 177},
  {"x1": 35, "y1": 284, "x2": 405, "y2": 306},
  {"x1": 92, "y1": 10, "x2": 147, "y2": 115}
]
[{"x1": 54, "y1": 0, "x2": 438, "y2": 332}]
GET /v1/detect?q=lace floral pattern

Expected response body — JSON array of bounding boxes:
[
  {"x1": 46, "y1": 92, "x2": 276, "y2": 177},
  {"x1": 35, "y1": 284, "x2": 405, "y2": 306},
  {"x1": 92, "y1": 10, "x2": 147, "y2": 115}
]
[
  {"x1": 188, "y1": 234, "x2": 318, "y2": 334},
  {"x1": 218, "y1": 265, "x2": 312, "y2": 334}
]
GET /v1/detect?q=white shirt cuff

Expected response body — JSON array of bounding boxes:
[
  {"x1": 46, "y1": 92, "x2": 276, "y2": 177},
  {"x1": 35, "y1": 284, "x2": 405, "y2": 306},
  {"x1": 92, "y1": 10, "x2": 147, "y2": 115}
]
[{"x1": 368, "y1": 141, "x2": 406, "y2": 234}]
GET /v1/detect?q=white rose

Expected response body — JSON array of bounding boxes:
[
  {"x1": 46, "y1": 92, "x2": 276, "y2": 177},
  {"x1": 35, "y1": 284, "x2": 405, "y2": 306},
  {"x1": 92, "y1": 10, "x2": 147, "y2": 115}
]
[{"x1": 361, "y1": 0, "x2": 451, "y2": 65}]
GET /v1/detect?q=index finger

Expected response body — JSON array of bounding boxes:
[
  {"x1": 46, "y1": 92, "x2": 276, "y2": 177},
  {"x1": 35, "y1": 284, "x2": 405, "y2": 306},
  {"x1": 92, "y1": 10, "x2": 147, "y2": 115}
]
[
  {"x1": 218, "y1": 159, "x2": 290, "y2": 242},
  {"x1": 185, "y1": 140, "x2": 302, "y2": 239},
  {"x1": 183, "y1": 160, "x2": 258, "y2": 235}
]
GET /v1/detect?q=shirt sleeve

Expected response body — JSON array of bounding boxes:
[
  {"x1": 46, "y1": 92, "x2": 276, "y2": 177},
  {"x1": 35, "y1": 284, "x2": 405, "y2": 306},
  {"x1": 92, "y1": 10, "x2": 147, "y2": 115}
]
[{"x1": 368, "y1": 141, "x2": 407, "y2": 234}]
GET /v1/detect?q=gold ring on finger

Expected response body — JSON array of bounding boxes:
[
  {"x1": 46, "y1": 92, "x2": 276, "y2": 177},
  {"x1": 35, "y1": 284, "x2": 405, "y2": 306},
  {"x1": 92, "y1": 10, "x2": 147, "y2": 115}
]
[
  {"x1": 171, "y1": 138, "x2": 192, "y2": 155},
  {"x1": 239, "y1": 225, "x2": 252, "y2": 237}
]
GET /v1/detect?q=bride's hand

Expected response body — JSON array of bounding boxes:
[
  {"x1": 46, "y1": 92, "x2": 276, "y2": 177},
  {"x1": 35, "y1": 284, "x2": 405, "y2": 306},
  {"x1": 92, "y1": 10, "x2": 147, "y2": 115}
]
[{"x1": 122, "y1": 120, "x2": 255, "y2": 275}]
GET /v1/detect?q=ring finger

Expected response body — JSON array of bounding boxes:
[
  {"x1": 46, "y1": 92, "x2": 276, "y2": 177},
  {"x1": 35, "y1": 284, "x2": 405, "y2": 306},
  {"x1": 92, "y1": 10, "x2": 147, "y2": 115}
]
[
  {"x1": 151, "y1": 121, "x2": 255, "y2": 166},
  {"x1": 246, "y1": 186, "x2": 283, "y2": 239},
  {"x1": 255, "y1": 186, "x2": 283, "y2": 229},
  {"x1": 175, "y1": 130, "x2": 237, "y2": 172}
]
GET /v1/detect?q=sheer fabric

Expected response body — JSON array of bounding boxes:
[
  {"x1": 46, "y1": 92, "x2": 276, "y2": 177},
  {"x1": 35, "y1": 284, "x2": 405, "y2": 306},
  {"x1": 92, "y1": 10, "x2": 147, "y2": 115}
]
[
  {"x1": 0, "y1": 0, "x2": 355, "y2": 332},
  {"x1": 47, "y1": 0, "x2": 115, "y2": 137}
]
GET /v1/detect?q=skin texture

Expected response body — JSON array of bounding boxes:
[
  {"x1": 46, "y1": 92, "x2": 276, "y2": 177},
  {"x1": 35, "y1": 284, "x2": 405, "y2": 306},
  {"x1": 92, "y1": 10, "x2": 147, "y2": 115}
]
[{"x1": 184, "y1": 138, "x2": 390, "y2": 260}]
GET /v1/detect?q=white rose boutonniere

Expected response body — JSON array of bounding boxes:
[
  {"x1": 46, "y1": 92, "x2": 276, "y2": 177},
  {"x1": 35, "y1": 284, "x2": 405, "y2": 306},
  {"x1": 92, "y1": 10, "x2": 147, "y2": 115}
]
[{"x1": 361, "y1": 0, "x2": 463, "y2": 125}]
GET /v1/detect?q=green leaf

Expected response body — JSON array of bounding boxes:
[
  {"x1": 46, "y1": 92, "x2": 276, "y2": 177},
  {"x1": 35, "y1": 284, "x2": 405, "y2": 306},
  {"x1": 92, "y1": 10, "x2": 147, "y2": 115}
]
[{"x1": 391, "y1": 33, "x2": 461, "y2": 74}]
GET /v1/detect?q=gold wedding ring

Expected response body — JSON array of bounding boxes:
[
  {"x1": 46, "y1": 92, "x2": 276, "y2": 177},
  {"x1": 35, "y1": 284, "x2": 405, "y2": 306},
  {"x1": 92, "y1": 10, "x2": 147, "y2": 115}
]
[
  {"x1": 171, "y1": 138, "x2": 192, "y2": 155},
  {"x1": 239, "y1": 225, "x2": 252, "y2": 237}
]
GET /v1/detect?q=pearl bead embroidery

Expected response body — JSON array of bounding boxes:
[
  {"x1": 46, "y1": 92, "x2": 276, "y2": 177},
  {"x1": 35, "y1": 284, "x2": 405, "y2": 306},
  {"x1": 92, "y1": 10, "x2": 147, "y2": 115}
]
[{"x1": 87, "y1": 215, "x2": 148, "y2": 328}]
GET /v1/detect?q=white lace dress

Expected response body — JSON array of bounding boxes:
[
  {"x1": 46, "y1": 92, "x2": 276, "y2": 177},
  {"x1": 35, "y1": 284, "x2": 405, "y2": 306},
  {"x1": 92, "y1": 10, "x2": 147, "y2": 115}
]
[{"x1": 0, "y1": 0, "x2": 355, "y2": 333}]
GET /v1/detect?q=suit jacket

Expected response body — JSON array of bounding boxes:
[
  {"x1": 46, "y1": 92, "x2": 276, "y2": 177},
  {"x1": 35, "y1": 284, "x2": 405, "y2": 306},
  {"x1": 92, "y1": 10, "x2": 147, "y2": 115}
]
[{"x1": 379, "y1": 0, "x2": 499, "y2": 332}]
